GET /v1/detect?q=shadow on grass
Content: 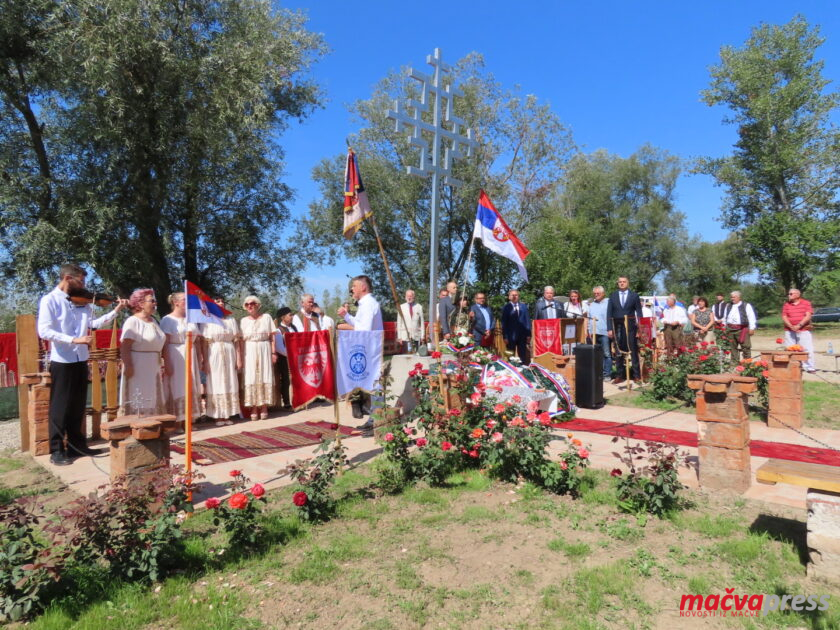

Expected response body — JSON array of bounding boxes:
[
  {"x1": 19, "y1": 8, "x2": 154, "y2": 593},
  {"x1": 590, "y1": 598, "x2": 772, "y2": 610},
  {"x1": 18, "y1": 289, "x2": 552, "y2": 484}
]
[{"x1": 748, "y1": 513, "x2": 809, "y2": 566}]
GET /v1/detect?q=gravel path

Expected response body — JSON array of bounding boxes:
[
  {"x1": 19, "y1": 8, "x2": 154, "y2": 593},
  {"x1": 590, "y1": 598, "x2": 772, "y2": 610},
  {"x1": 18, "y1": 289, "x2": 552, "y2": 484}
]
[{"x1": 0, "y1": 419, "x2": 20, "y2": 452}]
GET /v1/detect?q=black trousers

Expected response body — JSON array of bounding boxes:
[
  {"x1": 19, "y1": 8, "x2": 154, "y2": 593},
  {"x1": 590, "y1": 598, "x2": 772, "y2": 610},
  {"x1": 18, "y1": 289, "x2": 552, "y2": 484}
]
[
  {"x1": 613, "y1": 325, "x2": 640, "y2": 380},
  {"x1": 48, "y1": 361, "x2": 89, "y2": 454},
  {"x1": 276, "y1": 355, "x2": 291, "y2": 407},
  {"x1": 506, "y1": 338, "x2": 530, "y2": 365}
]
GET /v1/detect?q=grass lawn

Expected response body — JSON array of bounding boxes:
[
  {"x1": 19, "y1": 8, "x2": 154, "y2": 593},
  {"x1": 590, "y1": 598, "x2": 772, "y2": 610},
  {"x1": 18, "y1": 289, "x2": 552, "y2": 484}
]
[{"x1": 3, "y1": 450, "x2": 839, "y2": 630}]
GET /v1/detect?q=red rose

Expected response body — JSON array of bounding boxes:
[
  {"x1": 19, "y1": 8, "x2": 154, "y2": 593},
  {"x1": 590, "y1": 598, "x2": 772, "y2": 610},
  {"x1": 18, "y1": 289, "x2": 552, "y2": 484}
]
[
  {"x1": 468, "y1": 449, "x2": 479, "y2": 458},
  {"x1": 205, "y1": 497, "x2": 221, "y2": 509},
  {"x1": 449, "y1": 408, "x2": 461, "y2": 417},
  {"x1": 330, "y1": 423, "x2": 339, "y2": 430},
  {"x1": 229, "y1": 493, "x2": 249, "y2": 509},
  {"x1": 441, "y1": 441, "x2": 452, "y2": 451},
  {"x1": 250, "y1": 483, "x2": 265, "y2": 498},
  {"x1": 762, "y1": 370, "x2": 769, "y2": 377},
  {"x1": 610, "y1": 469, "x2": 622, "y2": 477},
  {"x1": 292, "y1": 491, "x2": 308, "y2": 507},
  {"x1": 415, "y1": 362, "x2": 423, "y2": 370},
  {"x1": 431, "y1": 351, "x2": 442, "y2": 359},
  {"x1": 409, "y1": 370, "x2": 417, "y2": 377},
  {"x1": 735, "y1": 365, "x2": 745, "y2": 373},
  {"x1": 421, "y1": 369, "x2": 429, "y2": 376},
  {"x1": 700, "y1": 341, "x2": 709, "y2": 347},
  {"x1": 699, "y1": 355, "x2": 708, "y2": 361},
  {"x1": 416, "y1": 437, "x2": 428, "y2": 447},
  {"x1": 229, "y1": 469, "x2": 241, "y2": 477},
  {"x1": 776, "y1": 338, "x2": 784, "y2": 344}
]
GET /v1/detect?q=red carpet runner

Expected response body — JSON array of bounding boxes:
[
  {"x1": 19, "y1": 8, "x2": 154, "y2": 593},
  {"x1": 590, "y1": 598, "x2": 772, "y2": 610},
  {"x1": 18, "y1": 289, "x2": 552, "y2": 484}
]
[
  {"x1": 171, "y1": 420, "x2": 359, "y2": 465},
  {"x1": 554, "y1": 418, "x2": 840, "y2": 466}
]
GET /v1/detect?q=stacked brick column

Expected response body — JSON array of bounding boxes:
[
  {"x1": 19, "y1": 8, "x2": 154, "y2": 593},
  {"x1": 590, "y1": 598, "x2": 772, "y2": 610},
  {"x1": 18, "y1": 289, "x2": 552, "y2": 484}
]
[
  {"x1": 688, "y1": 373, "x2": 757, "y2": 493},
  {"x1": 102, "y1": 414, "x2": 176, "y2": 482},
  {"x1": 21, "y1": 372, "x2": 51, "y2": 455},
  {"x1": 759, "y1": 350, "x2": 808, "y2": 429},
  {"x1": 807, "y1": 489, "x2": 840, "y2": 584}
]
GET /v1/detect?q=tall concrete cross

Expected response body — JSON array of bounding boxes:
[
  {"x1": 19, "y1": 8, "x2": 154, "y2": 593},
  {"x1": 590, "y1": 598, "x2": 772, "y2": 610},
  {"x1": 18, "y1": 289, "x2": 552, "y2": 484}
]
[{"x1": 387, "y1": 48, "x2": 477, "y2": 342}]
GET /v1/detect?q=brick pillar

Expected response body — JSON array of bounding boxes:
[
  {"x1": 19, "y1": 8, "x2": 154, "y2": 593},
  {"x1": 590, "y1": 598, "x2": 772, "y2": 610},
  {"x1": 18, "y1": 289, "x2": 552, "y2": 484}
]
[
  {"x1": 759, "y1": 350, "x2": 808, "y2": 429},
  {"x1": 21, "y1": 372, "x2": 51, "y2": 455},
  {"x1": 807, "y1": 489, "x2": 840, "y2": 585},
  {"x1": 552, "y1": 355, "x2": 576, "y2": 400},
  {"x1": 104, "y1": 415, "x2": 175, "y2": 482},
  {"x1": 688, "y1": 373, "x2": 757, "y2": 493}
]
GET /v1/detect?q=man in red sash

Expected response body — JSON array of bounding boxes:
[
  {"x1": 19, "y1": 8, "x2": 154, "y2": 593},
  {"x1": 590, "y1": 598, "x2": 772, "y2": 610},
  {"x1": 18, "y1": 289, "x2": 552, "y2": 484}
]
[{"x1": 722, "y1": 291, "x2": 757, "y2": 361}]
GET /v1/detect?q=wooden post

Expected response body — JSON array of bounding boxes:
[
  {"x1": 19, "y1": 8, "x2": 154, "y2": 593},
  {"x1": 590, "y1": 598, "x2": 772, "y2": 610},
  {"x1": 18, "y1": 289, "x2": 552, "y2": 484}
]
[
  {"x1": 89, "y1": 331, "x2": 102, "y2": 440},
  {"x1": 105, "y1": 321, "x2": 119, "y2": 421},
  {"x1": 16, "y1": 315, "x2": 39, "y2": 452}
]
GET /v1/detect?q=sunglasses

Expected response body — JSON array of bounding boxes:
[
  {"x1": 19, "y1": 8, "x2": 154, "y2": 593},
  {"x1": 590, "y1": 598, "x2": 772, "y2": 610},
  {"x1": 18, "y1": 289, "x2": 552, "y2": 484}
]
[{"x1": 244, "y1": 302, "x2": 259, "y2": 306}]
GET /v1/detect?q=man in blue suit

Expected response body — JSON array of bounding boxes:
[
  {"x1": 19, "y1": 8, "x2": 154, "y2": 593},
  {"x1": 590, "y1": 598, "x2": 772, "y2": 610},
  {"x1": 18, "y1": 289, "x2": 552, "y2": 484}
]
[
  {"x1": 469, "y1": 292, "x2": 495, "y2": 347},
  {"x1": 533, "y1": 285, "x2": 565, "y2": 321},
  {"x1": 606, "y1": 275, "x2": 643, "y2": 383},
  {"x1": 501, "y1": 289, "x2": 531, "y2": 363}
]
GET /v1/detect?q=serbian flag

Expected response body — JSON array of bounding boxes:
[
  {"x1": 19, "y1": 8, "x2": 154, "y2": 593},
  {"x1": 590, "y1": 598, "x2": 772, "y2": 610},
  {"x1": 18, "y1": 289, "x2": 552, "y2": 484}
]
[
  {"x1": 285, "y1": 329, "x2": 336, "y2": 409},
  {"x1": 185, "y1": 280, "x2": 230, "y2": 325},
  {"x1": 343, "y1": 148, "x2": 372, "y2": 239},
  {"x1": 473, "y1": 190, "x2": 530, "y2": 280}
]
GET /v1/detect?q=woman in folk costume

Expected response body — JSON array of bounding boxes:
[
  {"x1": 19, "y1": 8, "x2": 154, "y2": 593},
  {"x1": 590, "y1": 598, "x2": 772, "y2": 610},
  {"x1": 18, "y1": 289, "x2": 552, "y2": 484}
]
[
  {"x1": 119, "y1": 288, "x2": 167, "y2": 416},
  {"x1": 160, "y1": 292, "x2": 203, "y2": 425},
  {"x1": 202, "y1": 297, "x2": 242, "y2": 426},
  {"x1": 240, "y1": 295, "x2": 277, "y2": 420}
]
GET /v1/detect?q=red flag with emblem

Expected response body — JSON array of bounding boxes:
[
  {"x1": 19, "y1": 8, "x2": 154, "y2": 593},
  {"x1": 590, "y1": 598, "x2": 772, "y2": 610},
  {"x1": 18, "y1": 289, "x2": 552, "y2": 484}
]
[
  {"x1": 285, "y1": 330, "x2": 336, "y2": 409},
  {"x1": 532, "y1": 319, "x2": 563, "y2": 357}
]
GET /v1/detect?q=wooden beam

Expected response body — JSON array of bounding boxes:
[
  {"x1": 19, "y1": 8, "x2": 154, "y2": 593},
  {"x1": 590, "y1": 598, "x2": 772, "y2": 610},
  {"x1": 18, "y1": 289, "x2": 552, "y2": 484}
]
[
  {"x1": 16, "y1": 315, "x2": 40, "y2": 452},
  {"x1": 756, "y1": 458, "x2": 840, "y2": 494}
]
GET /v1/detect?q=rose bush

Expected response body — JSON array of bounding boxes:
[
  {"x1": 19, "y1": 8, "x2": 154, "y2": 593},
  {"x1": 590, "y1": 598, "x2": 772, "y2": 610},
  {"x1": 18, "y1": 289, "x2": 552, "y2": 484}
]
[
  {"x1": 282, "y1": 438, "x2": 347, "y2": 522},
  {"x1": 208, "y1": 470, "x2": 267, "y2": 549}
]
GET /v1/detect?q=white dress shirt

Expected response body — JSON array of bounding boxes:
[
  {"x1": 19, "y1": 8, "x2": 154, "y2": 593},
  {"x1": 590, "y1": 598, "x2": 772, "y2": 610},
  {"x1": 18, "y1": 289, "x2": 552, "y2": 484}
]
[
  {"x1": 292, "y1": 310, "x2": 323, "y2": 332},
  {"x1": 398, "y1": 301, "x2": 424, "y2": 341},
  {"x1": 343, "y1": 293, "x2": 383, "y2": 331},
  {"x1": 661, "y1": 305, "x2": 688, "y2": 326},
  {"x1": 565, "y1": 301, "x2": 588, "y2": 317},
  {"x1": 724, "y1": 302, "x2": 757, "y2": 330},
  {"x1": 38, "y1": 287, "x2": 120, "y2": 363}
]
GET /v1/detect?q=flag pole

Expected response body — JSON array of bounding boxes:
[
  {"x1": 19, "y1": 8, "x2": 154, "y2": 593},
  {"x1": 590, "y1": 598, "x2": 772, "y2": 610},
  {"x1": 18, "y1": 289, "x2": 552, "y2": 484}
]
[
  {"x1": 183, "y1": 280, "x2": 194, "y2": 504},
  {"x1": 365, "y1": 213, "x2": 410, "y2": 350},
  {"x1": 331, "y1": 327, "x2": 342, "y2": 452},
  {"x1": 624, "y1": 315, "x2": 632, "y2": 390},
  {"x1": 455, "y1": 236, "x2": 475, "y2": 330}
]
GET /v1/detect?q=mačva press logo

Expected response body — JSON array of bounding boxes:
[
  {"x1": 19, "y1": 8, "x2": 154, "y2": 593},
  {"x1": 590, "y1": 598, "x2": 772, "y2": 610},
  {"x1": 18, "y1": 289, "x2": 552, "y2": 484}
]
[{"x1": 680, "y1": 591, "x2": 831, "y2": 617}]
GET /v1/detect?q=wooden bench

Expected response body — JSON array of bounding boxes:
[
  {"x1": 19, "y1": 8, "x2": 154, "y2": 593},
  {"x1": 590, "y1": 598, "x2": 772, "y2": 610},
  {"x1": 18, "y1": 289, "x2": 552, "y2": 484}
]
[
  {"x1": 757, "y1": 458, "x2": 840, "y2": 584},
  {"x1": 756, "y1": 459, "x2": 840, "y2": 493}
]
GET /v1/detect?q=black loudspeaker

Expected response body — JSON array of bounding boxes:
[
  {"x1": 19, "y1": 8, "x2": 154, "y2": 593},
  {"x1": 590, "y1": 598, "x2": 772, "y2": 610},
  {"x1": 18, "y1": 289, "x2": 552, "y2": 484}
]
[{"x1": 574, "y1": 344, "x2": 605, "y2": 409}]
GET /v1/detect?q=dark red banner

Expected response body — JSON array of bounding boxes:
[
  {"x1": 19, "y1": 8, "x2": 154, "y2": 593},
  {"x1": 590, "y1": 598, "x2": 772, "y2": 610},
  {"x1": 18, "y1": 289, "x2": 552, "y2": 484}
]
[
  {"x1": 285, "y1": 329, "x2": 336, "y2": 409},
  {"x1": 532, "y1": 319, "x2": 563, "y2": 357}
]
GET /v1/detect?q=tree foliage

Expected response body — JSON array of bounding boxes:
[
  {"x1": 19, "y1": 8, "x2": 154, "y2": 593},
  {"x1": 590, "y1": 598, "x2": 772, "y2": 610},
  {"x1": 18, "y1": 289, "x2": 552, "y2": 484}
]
[
  {"x1": 0, "y1": 0, "x2": 325, "y2": 305},
  {"x1": 698, "y1": 15, "x2": 840, "y2": 291},
  {"x1": 527, "y1": 146, "x2": 687, "y2": 295},
  {"x1": 662, "y1": 234, "x2": 751, "y2": 298},
  {"x1": 298, "y1": 54, "x2": 576, "y2": 309}
]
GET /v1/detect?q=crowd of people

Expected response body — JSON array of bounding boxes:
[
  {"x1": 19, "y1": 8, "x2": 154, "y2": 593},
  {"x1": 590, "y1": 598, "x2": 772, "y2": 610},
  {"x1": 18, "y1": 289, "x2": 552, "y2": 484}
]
[
  {"x1": 38, "y1": 265, "x2": 382, "y2": 466},
  {"x1": 397, "y1": 277, "x2": 818, "y2": 385},
  {"x1": 38, "y1": 263, "x2": 817, "y2": 467}
]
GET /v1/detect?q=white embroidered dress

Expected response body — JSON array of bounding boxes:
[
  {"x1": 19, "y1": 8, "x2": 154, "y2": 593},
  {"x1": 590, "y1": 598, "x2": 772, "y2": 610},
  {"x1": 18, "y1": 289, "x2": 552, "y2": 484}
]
[
  {"x1": 240, "y1": 314, "x2": 276, "y2": 407},
  {"x1": 202, "y1": 317, "x2": 241, "y2": 418},
  {"x1": 160, "y1": 314, "x2": 202, "y2": 422},
  {"x1": 119, "y1": 315, "x2": 167, "y2": 416}
]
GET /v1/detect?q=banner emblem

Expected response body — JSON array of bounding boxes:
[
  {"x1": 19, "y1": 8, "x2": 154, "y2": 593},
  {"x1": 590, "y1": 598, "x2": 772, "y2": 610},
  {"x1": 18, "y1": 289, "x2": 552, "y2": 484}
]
[
  {"x1": 349, "y1": 349, "x2": 367, "y2": 376},
  {"x1": 492, "y1": 225, "x2": 509, "y2": 242},
  {"x1": 298, "y1": 348, "x2": 328, "y2": 388}
]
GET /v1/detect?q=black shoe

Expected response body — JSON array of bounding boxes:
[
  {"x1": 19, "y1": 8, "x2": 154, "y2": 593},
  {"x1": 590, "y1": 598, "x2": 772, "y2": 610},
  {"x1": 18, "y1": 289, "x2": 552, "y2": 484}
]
[
  {"x1": 351, "y1": 400, "x2": 364, "y2": 419},
  {"x1": 50, "y1": 451, "x2": 73, "y2": 466},
  {"x1": 356, "y1": 419, "x2": 374, "y2": 431}
]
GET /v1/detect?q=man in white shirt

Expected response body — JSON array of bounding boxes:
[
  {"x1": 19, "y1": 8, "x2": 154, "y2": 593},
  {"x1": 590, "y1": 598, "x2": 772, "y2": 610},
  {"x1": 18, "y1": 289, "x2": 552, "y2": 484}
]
[
  {"x1": 723, "y1": 290, "x2": 757, "y2": 361},
  {"x1": 292, "y1": 294, "x2": 323, "y2": 332},
  {"x1": 311, "y1": 303, "x2": 334, "y2": 331},
  {"x1": 661, "y1": 297, "x2": 688, "y2": 355},
  {"x1": 397, "y1": 289, "x2": 425, "y2": 353},
  {"x1": 37, "y1": 263, "x2": 127, "y2": 465},
  {"x1": 337, "y1": 275, "x2": 383, "y2": 429}
]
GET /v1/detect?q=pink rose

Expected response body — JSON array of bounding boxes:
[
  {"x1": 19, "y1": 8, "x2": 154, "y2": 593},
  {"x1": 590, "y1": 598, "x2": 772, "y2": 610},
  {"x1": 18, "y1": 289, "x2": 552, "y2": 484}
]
[
  {"x1": 384, "y1": 432, "x2": 394, "y2": 442},
  {"x1": 493, "y1": 403, "x2": 506, "y2": 414},
  {"x1": 205, "y1": 497, "x2": 221, "y2": 509},
  {"x1": 560, "y1": 460, "x2": 568, "y2": 470},
  {"x1": 511, "y1": 395, "x2": 522, "y2": 403},
  {"x1": 403, "y1": 426, "x2": 414, "y2": 435},
  {"x1": 526, "y1": 400, "x2": 539, "y2": 413},
  {"x1": 448, "y1": 408, "x2": 461, "y2": 417},
  {"x1": 526, "y1": 412, "x2": 536, "y2": 422},
  {"x1": 486, "y1": 419, "x2": 497, "y2": 430},
  {"x1": 250, "y1": 483, "x2": 265, "y2": 498},
  {"x1": 735, "y1": 365, "x2": 745, "y2": 373},
  {"x1": 538, "y1": 412, "x2": 551, "y2": 426},
  {"x1": 416, "y1": 437, "x2": 428, "y2": 447},
  {"x1": 468, "y1": 449, "x2": 479, "y2": 458},
  {"x1": 578, "y1": 448, "x2": 589, "y2": 459},
  {"x1": 491, "y1": 432, "x2": 503, "y2": 443}
]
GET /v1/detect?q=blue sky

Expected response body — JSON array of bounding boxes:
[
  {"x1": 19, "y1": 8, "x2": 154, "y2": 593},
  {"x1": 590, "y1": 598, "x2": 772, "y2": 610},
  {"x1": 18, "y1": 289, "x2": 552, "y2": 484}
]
[{"x1": 279, "y1": 0, "x2": 840, "y2": 297}]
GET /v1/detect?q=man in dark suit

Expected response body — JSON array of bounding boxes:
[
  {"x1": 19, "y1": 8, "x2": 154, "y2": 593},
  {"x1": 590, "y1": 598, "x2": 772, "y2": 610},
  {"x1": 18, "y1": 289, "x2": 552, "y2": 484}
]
[
  {"x1": 501, "y1": 289, "x2": 531, "y2": 363},
  {"x1": 469, "y1": 292, "x2": 495, "y2": 347},
  {"x1": 533, "y1": 285, "x2": 566, "y2": 321},
  {"x1": 606, "y1": 276, "x2": 643, "y2": 383}
]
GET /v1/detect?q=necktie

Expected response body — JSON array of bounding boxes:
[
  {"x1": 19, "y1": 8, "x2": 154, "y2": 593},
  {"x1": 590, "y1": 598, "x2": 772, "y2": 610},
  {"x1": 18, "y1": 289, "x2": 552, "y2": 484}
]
[
  {"x1": 621, "y1": 292, "x2": 626, "y2": 307},
  {"x1": 409, "y1": 303, "x2": 413, "y2": 318}
]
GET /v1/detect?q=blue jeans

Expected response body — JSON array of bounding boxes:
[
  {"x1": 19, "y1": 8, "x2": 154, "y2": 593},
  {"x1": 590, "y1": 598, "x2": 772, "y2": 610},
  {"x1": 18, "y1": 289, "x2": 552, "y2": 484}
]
[{"x1": 595, "y1": 334, "x2": 612, "y2": 378}]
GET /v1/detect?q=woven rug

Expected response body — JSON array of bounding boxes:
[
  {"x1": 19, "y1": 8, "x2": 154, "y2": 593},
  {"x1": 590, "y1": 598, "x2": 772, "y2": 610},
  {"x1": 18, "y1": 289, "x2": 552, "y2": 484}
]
[
  {"x1": 170, "y1": 421, "x2": 359, "y2": 465},
  {"x1": 553, "y1": 417, "x2": 840, "y2": 466}
]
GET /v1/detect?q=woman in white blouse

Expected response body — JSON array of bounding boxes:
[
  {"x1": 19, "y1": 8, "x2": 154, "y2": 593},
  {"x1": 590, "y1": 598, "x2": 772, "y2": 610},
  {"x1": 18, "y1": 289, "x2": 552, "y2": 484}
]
[
  {"x1": 202, "y1": 297, "x2": 242, "y2": 426},
  {"x1": 240, "y1": 295, "x2": 277, "y2": 420},
  {"x1": 119, "y1": 289, "x2": 167, "y2": 416},
  {"x1": 160, "y1": 293, "x2": 203, "y2": 425}
]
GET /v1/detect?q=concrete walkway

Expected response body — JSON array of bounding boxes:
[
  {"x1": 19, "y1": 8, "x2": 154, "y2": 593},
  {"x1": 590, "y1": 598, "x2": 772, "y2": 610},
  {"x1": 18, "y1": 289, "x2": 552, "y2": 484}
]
[{"x1": 32, "y1": 378, "x2": 840, "y2": 511}]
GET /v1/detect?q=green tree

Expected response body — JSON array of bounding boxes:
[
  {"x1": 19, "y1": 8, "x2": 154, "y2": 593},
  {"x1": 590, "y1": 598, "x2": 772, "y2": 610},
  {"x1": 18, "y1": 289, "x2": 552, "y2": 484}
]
[
  {"x1": 0, "y1": 0, "x2": 325, "y2": 307},
  {"x1": 527, "y1": 146, "x2": 687, "y2": 295},
  {"x1": 298, "y1": 53, "x2": 576, "y2": 309},
  {"x1": 663, "y1": 235, "x2": 752, "y2": 298},
  {"x1": 698, "y1": 15, "x2": 840, "y2": 292}
]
